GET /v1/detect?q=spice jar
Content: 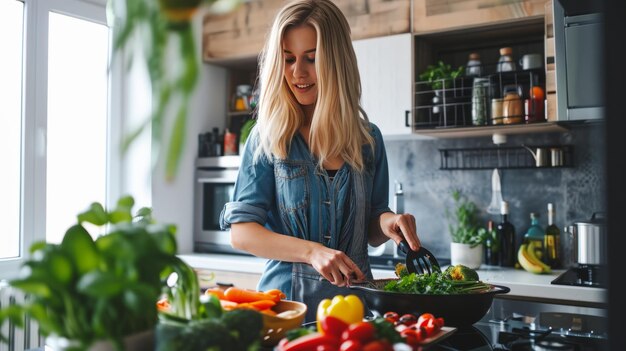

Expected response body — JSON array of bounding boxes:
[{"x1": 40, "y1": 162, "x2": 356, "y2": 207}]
[
  {"x1": 491, "y1": 98, "x2": 504, "y2": 125},
  {"x1": 502, "y1": 85, "x2": 523, "y2": 124},
  {"x1": 525, "y1": 85, "x2": 545, "y2": 123},
  {"x1": 497, "y1": 47, "x2": 516, "y2": 72},
  {"x1": 466, "y1": 52, "x2": 482, "y2": 77}
]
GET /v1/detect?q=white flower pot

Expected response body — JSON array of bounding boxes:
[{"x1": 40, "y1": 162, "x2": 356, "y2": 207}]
[{"x1": 450, "y1": 242, "x2": 483, "y2": 269}]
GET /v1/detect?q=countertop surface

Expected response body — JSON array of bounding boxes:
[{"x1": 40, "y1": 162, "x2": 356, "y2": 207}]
[{"x1": 178, "y1": 253, "x2": 607, "y2": 306}]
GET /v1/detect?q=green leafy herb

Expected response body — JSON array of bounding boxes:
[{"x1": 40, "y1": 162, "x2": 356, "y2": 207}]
[
  {"x1": 446, "y1": 190, "x2": 488, "y2": 247},
  {"x1": 383, "y1": 271, "x2": 491, "y2": 295},
  {"x1": 0, "y1": 196, "x2": 192, "y2": 350},
  {"x1": 418, "y1": 61, "x2": 465, "y2": 90}
]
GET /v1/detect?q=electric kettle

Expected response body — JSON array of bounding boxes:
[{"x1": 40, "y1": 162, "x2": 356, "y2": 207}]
[{"x1": 565, "y1": 212, "x2": 607, "y2": 266}]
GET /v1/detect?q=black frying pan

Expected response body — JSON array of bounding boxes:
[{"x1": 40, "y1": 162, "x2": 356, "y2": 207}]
[{"x1": 350, "y1": 279, "x2": 510, "y2": 326}]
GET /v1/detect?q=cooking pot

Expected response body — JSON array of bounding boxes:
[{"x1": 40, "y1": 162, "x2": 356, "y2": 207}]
[{"x1": 565, "y1": 212, "x2": 607, "y2": 266}]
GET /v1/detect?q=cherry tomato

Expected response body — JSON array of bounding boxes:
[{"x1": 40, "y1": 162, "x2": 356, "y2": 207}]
[
  {"x1": 416, "y1": 313, "x2": 435, "y2": 328},
  {"x1": 398, "y1": 313, "x2": 418, "y2": 326},
  {"x1": 339, "y1": 340, "x2": 362, "y2": 351},
  {"x1": 320, "y1": 315, "x2": 350, "y2": 339},
  {"x1": 383, "y1": 311, "x2": 399, "y2": 324},
  {"x1": 341, "y1": 321, "x2": 375, "y2": 344},
  {"x1": 316, "y1": 345, "x2": 338, "y2": 351},
  {"x1": 400, "y1": 328, "x2": 424, "y2": 347}
]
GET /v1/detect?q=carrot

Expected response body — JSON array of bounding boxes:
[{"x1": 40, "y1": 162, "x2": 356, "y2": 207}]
[
  {"x1": 249, "y1": 299, "x2": 277, "y2": 310},
  {"x1": 223, "y1": 287, "x2": 279, "y2": 303},
  {"x1": 204, "y1": 287, "x2": 226, "y2": 300},
  {"x1": 220, "y1": 299, "x2": 239, "y2": 310},
  {"x1": 264, "y1": 289, "x2": 286, "y2": 300}
]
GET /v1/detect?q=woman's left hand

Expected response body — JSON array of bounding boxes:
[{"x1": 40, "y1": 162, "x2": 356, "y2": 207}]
[{"x1": 379, "y1": 212, "x2": 421, "y2": 252}]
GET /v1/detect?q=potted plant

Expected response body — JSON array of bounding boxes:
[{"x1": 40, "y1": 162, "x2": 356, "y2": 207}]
[
  {"x1": 446, "y1": 190, "x2": 487, "y2": 269},
  {"x1": 109, "y1": 0, "x2": 242, "y2": 181},
  {"x1": 418, "y1": 61, "x2": 465, "y2": 92},
  {"x1": 0, "y1": 196, "x2": 199, "y2": 350}
]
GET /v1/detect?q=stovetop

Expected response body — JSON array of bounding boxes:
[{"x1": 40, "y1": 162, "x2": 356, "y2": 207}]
[
  {"x1": 424, "y1": 313, "x2": 608, "y2": 351},
  {"x1": 551, "y1": 265, "x2": 608, "y2": 289}
]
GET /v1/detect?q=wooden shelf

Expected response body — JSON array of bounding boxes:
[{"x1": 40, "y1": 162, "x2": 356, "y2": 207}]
[{"x1": 413, "y1": 122, "x2": 568, "y2": 138}]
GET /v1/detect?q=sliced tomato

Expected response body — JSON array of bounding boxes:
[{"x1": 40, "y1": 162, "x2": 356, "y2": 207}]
[
  {"x1": 435, "y1": 317, "x2": 445, "y2": 329},
  {"x1": 383, "y1": 311, "x2": 399, "y2": 324},
  {"x1": 398, "y1": 313, "x2": 418, "y2": 326},
  {"x1": 340, "y1": 321, "x2": 375, "y2": 344},
  {"x1": 416, "y1": 313, "x2": 435, "y2": 328}
]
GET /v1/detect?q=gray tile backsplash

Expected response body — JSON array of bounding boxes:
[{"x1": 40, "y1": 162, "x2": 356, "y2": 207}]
[{"x1": 384, "y1": 122, "x2": 605, "y2": 268}]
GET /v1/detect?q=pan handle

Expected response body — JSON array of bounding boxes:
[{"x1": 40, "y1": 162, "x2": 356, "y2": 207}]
[{"x1": 490, "y1": 284, "x2": 511, "y2": 295}]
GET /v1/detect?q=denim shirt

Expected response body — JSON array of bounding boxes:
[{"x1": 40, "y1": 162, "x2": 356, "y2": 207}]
[{"x1": 219, "y1": 122, "x2": 391, "y2": 300}]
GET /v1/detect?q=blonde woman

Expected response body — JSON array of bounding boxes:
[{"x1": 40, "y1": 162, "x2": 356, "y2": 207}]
[{"x1": 219, "y1": 0, "x2": 421, "y2": 320}]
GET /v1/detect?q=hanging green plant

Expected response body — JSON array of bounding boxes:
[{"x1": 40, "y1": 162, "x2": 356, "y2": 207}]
[{"x1": 109, "y1": 0, "x2": 242, "y2": 181}]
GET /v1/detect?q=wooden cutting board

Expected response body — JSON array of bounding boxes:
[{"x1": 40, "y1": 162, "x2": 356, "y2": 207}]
[{"x1": 418, "y1": 326, "x2": 457, "y2": 346}]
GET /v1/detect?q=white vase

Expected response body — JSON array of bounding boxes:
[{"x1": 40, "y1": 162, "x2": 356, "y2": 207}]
[
  {"x1": 450, "y1": 242, "x2": 483, "y2": 269},
  {"x1": 46, "y1": 329, "x2": 154, "y2": 351}
]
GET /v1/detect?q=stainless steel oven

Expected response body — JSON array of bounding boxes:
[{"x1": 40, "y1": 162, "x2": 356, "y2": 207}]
[{"x1": 193, "y1": 155, "x2": 248, "y2": 255}]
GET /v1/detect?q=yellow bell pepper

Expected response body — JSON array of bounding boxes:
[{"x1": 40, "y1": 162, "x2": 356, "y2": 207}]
[{"x1": 316, "y1": 294, "x2": 364, "y2": 332}]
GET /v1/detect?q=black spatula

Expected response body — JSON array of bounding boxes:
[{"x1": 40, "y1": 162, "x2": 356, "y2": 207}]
[{"x1": 398, "y1": 239, "x2": 442, "y2": 275}]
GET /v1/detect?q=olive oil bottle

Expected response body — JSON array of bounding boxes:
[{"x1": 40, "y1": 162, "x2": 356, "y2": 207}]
[{"x1": 544, "y1": 203, "x2": 561, "y2": 268}]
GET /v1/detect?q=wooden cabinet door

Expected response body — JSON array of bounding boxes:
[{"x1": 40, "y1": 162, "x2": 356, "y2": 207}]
[
  {"x1": 353, "y1": 33, "x2": 413, "y2": 137},
  {"x1": 203, "y1": 0, "x2": 411, "y2": 63},
  {"x1": 412, "y1": 0, "x2": 547, "y2": 34}
]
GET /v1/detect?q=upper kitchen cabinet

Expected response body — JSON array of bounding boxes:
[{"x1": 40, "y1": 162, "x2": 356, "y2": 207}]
[
  {"x1": 202, "y1": 0, "x2": 411, "y2": 64},
  {"x1": 412, "y1": 0, "x2": 547, "y2": 35},
  {"x1": 353, "y1": 33, "x2": 413, "y2": 137}
]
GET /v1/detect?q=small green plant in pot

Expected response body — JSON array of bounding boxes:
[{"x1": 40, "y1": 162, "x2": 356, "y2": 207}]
[
  {"x1": 419, "y1": 61, "x2": 465, "y2": 91},
  {"x1": 0, "y1": 196, "x2": 194, "y2": 350},
  {"x1": 446, "y1": 190, "x2": 487, "y2": 269}
]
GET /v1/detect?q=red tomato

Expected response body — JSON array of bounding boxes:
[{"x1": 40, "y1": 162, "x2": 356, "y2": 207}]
[
  {"x1": 339, "y1": 340, "x2": 362, "y2": 351},
  {"x1": 282, "y1": 333, "x2": 339, "y2": 351},
  {"x1": 416, "y1": 313, "x2": 435, "y2": 328},
  {"x1": 320, "y1": 315, "x2": 350, "y2": 339},
  {"x1": 341, "y1": 321, "x2": 375, "y2": 344},
  {"x1": 435, "y1": 317, "x2": 445, "y2": 329},
  {"x1": 398, "y1": 313, "x2": 418, "y2": 326},
  {"x1": 400, "y1": 329, "x2": 424, "y2": 347},
  {"x1": 383, "y1": 311, "x2": 399, "y2": 324},
  {"x1": 362, "y1": 340, "x2": 393, "y2": 351}
]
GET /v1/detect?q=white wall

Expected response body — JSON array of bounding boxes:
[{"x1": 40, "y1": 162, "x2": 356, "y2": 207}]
[{"x1": 151, "y1": 12, "x2": 227, "y2": 253}]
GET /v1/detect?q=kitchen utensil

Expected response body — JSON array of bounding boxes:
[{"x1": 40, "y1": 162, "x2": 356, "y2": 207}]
[
  {"x1": 487, "y1": 168, "x2": 503, "y2": 214},
  {"x1": 522, "y1": 145, "x2": 548, "y2": 167},
  {"x1": 398, "y1": 239, "x2": 442, "y2": 275},
  {"x1": 564, "y1": 212, "x2": 607, "y2": 266},
  {"x1": 350, "y1": 279, "x2": 510, "y2": 326}
]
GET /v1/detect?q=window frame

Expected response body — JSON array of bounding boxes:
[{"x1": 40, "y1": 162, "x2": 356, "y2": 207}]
[{"x1": 1, "y1": 0, "x2": 118, "y2": 279}]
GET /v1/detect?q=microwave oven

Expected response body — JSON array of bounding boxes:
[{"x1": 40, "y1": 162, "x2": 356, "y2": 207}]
[{"x1": 193, "y1": 156, "x2": 249, "y2": 255}]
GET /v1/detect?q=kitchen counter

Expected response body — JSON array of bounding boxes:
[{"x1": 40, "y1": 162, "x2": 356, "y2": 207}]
[{"x1": 179, "y1": 253, "x2": 607, "y2": 307}]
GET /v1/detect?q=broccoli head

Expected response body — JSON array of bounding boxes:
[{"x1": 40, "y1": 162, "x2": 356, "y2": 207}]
[{"x1": 444, "y1": 264, "x2": 479, "y2": 281}]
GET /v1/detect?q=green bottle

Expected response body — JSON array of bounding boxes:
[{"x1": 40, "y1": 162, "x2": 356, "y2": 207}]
[{"x1": 523, "y1": 212, "x2": 545, "y2": 262}]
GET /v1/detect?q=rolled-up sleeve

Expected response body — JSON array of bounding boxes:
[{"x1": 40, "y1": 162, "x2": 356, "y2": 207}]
[
  {"x1": 219, "y1": 130, "x2": 275, "y2": 229},
  {"x1": 369, "y1": 124, "x2": 392, "y2": 220}
]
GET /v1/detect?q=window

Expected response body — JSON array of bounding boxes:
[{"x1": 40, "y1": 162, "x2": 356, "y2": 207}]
[
  {"x1": 0, "y1": 0, "x2": 24, "y2": 260},
  {"x1": 0, "y1": 0, "x2": 117, "y2": 278}
]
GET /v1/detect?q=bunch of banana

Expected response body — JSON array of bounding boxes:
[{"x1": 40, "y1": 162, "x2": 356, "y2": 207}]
[{"x1": 517, "y1": 241, "x2": 551, "y2": 274}]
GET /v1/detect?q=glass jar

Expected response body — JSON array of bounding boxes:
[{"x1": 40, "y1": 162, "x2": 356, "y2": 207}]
[
  {"x1": 466, "y1": 52, "x2": 482, "y2": 77},
  {"x1": 525, "y1": 85, "x2": 545, "y2": 123},
  {"x1": 502, "y1": 85, "x2": 523, "y2": 124},
  {"x1": 233, "y1": 84, "x2": 252, "y2": 111},
  {"x1": 496, "y1": 47, "x2": 516, "y2": 72},
  {"x1": 491, "y1": 98, "x2": 504, "y2": 125},
  {"x1": 471, "y1": 78, "x2": 489, "y2": 125}
]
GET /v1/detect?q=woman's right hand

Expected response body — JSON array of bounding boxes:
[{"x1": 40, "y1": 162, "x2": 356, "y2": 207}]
[{"x1": 308, "y1": 245, "x2": 366, "y2": 287}]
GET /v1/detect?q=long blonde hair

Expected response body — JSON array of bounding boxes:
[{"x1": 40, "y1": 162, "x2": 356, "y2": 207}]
[{"x1": 254, "y1": 0, "x2": 374, "y2": 171}]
